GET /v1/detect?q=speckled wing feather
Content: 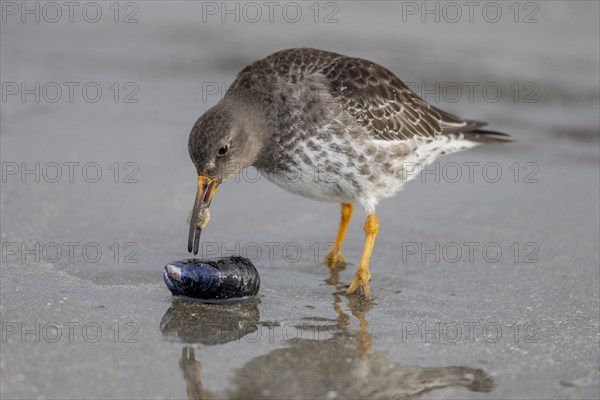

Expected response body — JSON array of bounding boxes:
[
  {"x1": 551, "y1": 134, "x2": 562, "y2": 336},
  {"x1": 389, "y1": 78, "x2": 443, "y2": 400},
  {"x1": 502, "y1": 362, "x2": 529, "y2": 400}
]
[
  {"x1": 321, "y1": 55, "x2": 479, "y2": 141},
  {"x1": 263, "y1": 48, "x2": 508, "y2": 143}
]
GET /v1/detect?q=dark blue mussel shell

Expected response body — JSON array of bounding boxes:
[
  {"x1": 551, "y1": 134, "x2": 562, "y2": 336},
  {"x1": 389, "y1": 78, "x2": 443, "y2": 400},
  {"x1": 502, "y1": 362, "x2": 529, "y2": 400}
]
[{"x1": 163, "y1": 256, "x2": 260, "y2": 303}]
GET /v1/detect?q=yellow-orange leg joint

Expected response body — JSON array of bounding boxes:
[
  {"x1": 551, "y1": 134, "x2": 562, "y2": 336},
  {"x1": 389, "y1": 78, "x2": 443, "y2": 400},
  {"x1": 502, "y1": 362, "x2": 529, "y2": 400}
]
[
  {"x1": 347, "y1": 213, "x2": 380, "y2": 298},
  {"x1": 324, "y1": 203, "x2": 353, "y2": 267}
]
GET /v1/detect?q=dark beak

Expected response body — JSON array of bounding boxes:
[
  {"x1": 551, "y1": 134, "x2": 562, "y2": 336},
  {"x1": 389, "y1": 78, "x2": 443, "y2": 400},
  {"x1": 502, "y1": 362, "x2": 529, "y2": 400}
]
[{"x1": 187, "y1": 175, "x2": 218, "y2": 255}]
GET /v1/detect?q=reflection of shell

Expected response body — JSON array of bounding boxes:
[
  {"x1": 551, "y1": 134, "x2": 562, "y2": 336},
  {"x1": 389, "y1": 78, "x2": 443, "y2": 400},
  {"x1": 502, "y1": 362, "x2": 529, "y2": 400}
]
[
  {"x1": 163, "y1": 256, "x2": 260, "y2": 302},
  {"x1": 159, "y1": 297, "x2": 260, "y2": 345}
]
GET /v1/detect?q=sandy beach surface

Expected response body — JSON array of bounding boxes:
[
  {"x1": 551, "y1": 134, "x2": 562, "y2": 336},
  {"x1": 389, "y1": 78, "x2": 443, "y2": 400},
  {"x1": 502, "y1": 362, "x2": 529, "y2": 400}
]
[{"x1": 1, "y1": 1, "x2": 599, "y2": 398}]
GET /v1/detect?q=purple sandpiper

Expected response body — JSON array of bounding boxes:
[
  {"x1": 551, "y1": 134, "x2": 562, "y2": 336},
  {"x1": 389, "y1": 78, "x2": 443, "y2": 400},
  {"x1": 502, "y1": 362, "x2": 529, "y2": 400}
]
[{"x1": 186, "y1": 48, "x2": 510, "y2": 298}]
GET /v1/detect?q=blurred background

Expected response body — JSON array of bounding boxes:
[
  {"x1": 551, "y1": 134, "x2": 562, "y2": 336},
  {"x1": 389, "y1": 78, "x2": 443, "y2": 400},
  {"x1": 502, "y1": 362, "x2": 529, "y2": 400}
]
[{"x1": 1, "y1": 1, "x2": 599, "y2": 399}]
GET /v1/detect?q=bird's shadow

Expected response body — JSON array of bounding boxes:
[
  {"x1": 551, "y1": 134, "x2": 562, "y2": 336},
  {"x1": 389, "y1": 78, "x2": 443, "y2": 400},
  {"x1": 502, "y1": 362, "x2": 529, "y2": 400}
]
[{"x1": 159, "y1": 265, "x2": 494, "y2": 399}]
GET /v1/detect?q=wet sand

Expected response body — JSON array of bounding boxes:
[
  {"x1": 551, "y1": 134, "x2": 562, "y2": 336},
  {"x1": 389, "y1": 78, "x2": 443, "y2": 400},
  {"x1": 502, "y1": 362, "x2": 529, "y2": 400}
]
[{"x1": 1, "y1": 2, "x2": 599, "y2": 399}]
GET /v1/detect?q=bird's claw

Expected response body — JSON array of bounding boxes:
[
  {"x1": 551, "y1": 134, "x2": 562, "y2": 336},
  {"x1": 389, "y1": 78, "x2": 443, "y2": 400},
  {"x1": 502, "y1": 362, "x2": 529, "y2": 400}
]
[
  {"x1": 324, "y1": 250, "x2": 347, "y2": 267},
  {"x1": 347, "y1": 267, "x2": 372, "y2": 298}
]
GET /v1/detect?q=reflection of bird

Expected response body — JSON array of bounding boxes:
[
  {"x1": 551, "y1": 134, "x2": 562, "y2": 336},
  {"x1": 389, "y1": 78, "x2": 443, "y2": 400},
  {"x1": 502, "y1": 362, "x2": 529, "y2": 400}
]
[
  {"x1": 227, "y1": 338, "x2": 494, "y2": 399},
  {"x1": 186, "y1": 48, "x2": 510, "y2": 298},
  {"x1": 171, "y1": 277, "x2": 494, "y2": 399},
  {"x1": 179, "y1": 347, "x2": 209, "y2": 400},
  {"x1": 227, "y1": 285, "x2": 494, "y2": 399}
]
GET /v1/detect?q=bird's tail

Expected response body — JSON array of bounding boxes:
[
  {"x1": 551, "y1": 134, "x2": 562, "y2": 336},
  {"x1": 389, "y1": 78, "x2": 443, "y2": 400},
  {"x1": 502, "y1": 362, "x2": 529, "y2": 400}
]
[
  {"x1": 462, "y1": 129, "x2": 513, "y2": 144},
  {"x1": 437, "y1": 109, "x2": 512, "y2": 144}
]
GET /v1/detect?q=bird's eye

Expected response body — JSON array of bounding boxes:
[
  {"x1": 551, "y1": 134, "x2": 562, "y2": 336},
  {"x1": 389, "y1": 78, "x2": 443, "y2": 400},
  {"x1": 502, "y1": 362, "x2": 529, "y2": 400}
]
[{"x1": 217, "y1": 145, "x2": 229, "y2": 156}]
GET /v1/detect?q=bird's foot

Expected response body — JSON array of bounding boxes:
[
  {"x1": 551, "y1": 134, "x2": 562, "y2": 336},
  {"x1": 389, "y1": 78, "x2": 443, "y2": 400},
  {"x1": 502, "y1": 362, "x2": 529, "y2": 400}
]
[
  {"x1": 324, "y1": 256, "x2": 346, "y2": 286},
  {"x1": 347, "y1": 266, "x2": 372, "y2": 299},
  {"x1": 324, "y1": 249, "x2": 347, "y2": 267}
]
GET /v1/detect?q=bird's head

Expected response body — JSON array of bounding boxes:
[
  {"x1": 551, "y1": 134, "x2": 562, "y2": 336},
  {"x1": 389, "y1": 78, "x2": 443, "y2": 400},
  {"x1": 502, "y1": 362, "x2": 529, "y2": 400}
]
[{"x1": 186, "y1": 102, "x2": 265, "y2": 254}]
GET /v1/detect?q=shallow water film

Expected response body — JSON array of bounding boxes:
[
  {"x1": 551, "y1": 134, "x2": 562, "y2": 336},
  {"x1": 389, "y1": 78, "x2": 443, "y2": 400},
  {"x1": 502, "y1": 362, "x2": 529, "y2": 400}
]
[{"x1": 1, "y1": 1, "x2": 599, "y2": 399}]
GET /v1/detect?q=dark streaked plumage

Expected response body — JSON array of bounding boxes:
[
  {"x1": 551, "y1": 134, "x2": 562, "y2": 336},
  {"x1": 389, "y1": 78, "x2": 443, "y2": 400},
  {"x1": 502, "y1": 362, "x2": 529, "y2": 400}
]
[
  {"x1": 186, "y1": 48, "x2": 510, "y2": 297},
  {"x1": 228, "y1": 48, "x2": 509, "y2": 141}
]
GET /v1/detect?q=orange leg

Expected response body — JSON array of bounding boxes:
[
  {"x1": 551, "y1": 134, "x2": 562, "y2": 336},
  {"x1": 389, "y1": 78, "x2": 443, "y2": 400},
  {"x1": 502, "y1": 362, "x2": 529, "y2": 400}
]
[
  {"x1": 347, "y1": 214, "x2": 380, "y2": 298},
  {"x1": 324, "y1": 203, "x2": 353, "y2": 267}
]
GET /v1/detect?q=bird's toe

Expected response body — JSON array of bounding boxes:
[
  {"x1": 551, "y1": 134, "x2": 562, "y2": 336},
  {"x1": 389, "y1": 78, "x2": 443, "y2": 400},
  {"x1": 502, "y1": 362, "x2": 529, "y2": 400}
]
[
  {"x1": 324, "y1": 251, "x2": 347, "y2": 267},
  {"x1": 347, "y1": 268, "x2": 372, "y2": 298}
]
